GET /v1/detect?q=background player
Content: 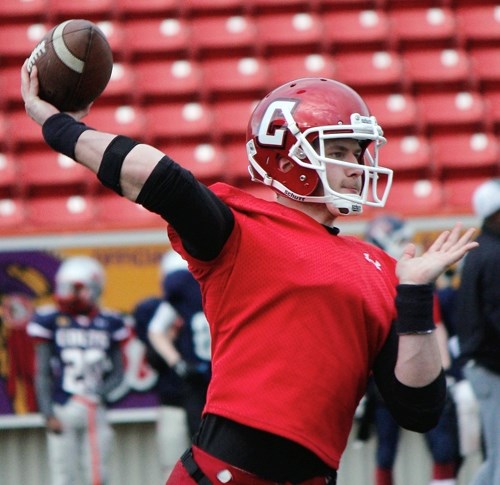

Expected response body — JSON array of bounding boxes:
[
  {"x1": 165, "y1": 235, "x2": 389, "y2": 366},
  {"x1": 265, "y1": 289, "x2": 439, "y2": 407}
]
[
  {"x1": 21, "y1": 67, "x2": 478, "y2": 484},
  {"x1": 133, "y1": 249, "x2": 210, "y2": 480},
  {"x1": 364, "y1": 215, "x2": 461, "y2": 485},
  {"x1": 27, "y1": 256, "x2": 129, "y2": 485}
]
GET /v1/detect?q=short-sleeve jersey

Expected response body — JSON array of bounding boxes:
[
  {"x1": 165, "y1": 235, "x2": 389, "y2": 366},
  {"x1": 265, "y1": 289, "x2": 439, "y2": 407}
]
[
  {"x1": 27, "y1": 306, "x2": 129, "y2": 405},
  {"x1": 168, "y1": 183, "x2": 398, "y2": 469}
]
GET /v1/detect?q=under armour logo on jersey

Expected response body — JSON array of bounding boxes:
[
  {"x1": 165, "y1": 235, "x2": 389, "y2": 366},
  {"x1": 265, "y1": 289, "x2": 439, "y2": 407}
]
[{"x1": 364, "y1": 252, "x2": 382, "y2": 271}]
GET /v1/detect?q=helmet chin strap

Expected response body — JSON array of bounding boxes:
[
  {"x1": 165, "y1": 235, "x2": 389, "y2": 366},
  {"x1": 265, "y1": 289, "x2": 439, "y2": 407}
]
[{"x1": 326, "y1": 197, "x2": 363, "y2": 217}]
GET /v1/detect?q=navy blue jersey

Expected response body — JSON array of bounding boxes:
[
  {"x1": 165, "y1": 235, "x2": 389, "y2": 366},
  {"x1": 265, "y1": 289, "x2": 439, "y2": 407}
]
[
  {"x1": 27, "y1": 306, "x2": 129, "y2": 405},
  {"x1": 162, "y1": 269, "x2": 211, "y2": 380},
  {"x1": 133, "y1": 296, "x2": 183, "y2": 405}
]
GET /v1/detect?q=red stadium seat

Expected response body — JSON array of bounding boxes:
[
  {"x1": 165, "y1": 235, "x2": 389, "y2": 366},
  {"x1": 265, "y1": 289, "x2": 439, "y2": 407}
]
[
  {"x1": 223, "y1": 141, "x2": 251, "y2": 182},
  {"x1": 442, "y1": 176, "x2": 490, "y2": 214},
  {"x1": 189, "y1": 14, "x2": 257, "y2": 58},
  {"x1": 0, "y1": 0, "x2": 48, "y2": 22},
  {"x1": 0, "y1": 22, "x2": 47, "y2": 63},
  {"x1": 161, "y1": 143, "x2": 226, "y2": 184},
  {"x1": 0, "y1": 198, "x2": 26, "y2": 230},
  {"x1": 84, "y1": 105, "x2": 147, "y2": 141},
  {"x1": 211, "y1": 99, "x2": 259, "y2": 142},
  {"x1": 431, "y1": 132, "x2": 499, "y2": 176},
  {"x1": 123, "y1": 18, "x2": 190, "y2": 61},
  {"x1": 382, "y1": 135, "x2": 432, "y2": 178},
  {"x1": 26, "y1": 194, "x2": 95, "y2": 229},
  {"x1": 47, "y1": 0, "x2": 115, "y2": 21},
  {"x1": 383, "y1": 179, "x2": 443, "y2": 216},
  {"x1": 201, "y1": 57, "x2": 268, "y2": 101},
  {"x1": 255, "y1": 12, "x2": 324, "y2": 56},
  {"x1": 93, "y1": 21, "x2": 127, "y2": 63},
  {"x1": 6, "y1": 109, "x2": 46, "y2": 149},
  {"x1": 483, "y1": 89, "x2": 500, "y2": 129},
  {"x1": 99, "y1": 62, "x2": 137, "y2": 105},
  {"x1": 456, "y1": 4, "x2": 500, "y2": 48},
  {"x1": 333, "y1": 51, "x2": 406, "y2": 94},
  {"x1": 470, "y1": 47, "x2": 500, "y2": 90},
  {"x1": 94, "y1": 191, "x2": 162, "y2": 229},
  {"x1": 135, "y1": 59, "x2": 203, "y2": 103},
  {"x1": 324, "y1": 9, "x2": 392, "y2": 52},
  {"x1": 182, "y1": 0, "x2": 244, "y2": 15},
  {"x1": 267, "y1": 54, "x2": 336, "y2": 89},
  {"x1": 115, "y1": 0, "x2": 179, "y2": 19},
  {"x1": 0, "y1": 152, "x2": 19, "y2": 193},
  {"x1": 403, "y1": 48, "x2": 474, "y2": 93},
  {"x1": 145, "y1": 102, "x2": 213, "y2": 144},
  {"x1": 364, "y1": 93, "x2": 423, "y2": 136},
  {"x1": 0, "y1": 66, "x2": 22, "y2": 108},
  {"x1": 417, "y1": 91, "x2": 487, "y2": 134},
  {"x1": 18, "y1": 149, "x2": 92, "y2": 191},
  {"x1": 389, "y1": 7, "x2": 457, "y2": 50}
]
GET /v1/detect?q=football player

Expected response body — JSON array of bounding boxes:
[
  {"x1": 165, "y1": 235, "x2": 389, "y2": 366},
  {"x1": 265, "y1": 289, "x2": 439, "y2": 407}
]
[
  {"x1": 22, "y1": 67, "x2": 478, "y2": 485},
  {"x1": 27, "y1": 256, "x2": 129, "y2": 485}
]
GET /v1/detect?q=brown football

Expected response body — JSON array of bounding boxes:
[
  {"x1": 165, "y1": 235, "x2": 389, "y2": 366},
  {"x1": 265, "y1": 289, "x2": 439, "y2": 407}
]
[{"x1": 27, "y1": 19, "x2": 113, "y2": 112}]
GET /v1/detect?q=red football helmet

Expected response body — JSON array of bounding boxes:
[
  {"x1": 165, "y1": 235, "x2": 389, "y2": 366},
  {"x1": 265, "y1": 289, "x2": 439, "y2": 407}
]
[
  {"x1": 246, "y1": 78, "x2": 393, "y2": 215},
  {"x1": 55, "y1": 256, "x2": 105, "y2": 315}
]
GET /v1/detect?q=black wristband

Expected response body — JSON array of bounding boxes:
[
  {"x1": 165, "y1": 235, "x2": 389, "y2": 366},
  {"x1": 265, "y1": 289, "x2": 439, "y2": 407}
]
[
  {"x1": 42, "y1": 113, "x2": 92, "y2": 159},
  {"x1": 395, "y1": 283, "x2": 436, "y2": 335},
  {"x1": 97, "y1": 135, "x2": 139, "y2": 196}
]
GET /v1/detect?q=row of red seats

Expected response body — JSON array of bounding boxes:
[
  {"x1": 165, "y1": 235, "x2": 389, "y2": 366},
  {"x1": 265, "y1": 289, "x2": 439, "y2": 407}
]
[
  {"x1": 4, "y1": 87, "x2": 500, "y2": 151},
  {"x1": 0, "y1": 0, "x2": 493, "y2": 24},
  {"x1": 1, "y1": 131, "x2": 498, "y2": 197},
  {"x1": 0, "y1": 175, "x2": 491, "y2": 234},
  {"x1": 2, "y1": 5, "x2": 500, "y2": 65}
]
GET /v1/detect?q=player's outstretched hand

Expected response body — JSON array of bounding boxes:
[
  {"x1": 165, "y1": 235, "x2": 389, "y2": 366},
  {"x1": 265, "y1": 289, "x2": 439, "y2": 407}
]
[
  {"x1": 396, "y1": 222, "x2": 478, "y2": 285},
  {"x1": 21, "y1": 60, "x2": 90, "y2": 126}
]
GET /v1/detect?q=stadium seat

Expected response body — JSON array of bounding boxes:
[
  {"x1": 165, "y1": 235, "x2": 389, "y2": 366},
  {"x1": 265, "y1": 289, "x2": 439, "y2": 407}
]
[
  {"x1": 6, "y1": 109, "x2": 46, "y2": 149},
  {"x1": 267, "y1": 54, "x2": 336, "y2": 89},
  {"x1": 389, "y1": 7, "x2": 457, "y2": 50},
  {"x1": 0, "y1": 0, "x2": 48, "y2": 22},
  {"x1": 145, "y1": 102, "x2": 213, "y2": 144},
  {"x1": 223, "y1": 141, "x2": 251, "y2": 182},
  {"x1": 332, "y1": 51, "x2": 406, "y2": 94},
  {"x1": 483, "y1": 89, "x2": 500, "y2": 129},
  {"x1": 417, "y1": 91, "x2": 487, "y2": 134},
  {"x1": 364, "y1": 93, "x2": 422, "y2": 136},
  {"x1": 0, "y1": 66, "x2": 21, "y2": 108},
  {"x1": 181, "y1": 0, "x2": 244, "y2": 16},
  {"x1": 0, "y1": 152, "x2": 19, "y2": 193},
  {"x1": 255, "y1": 11, "x2": 324, "y2": 56},
  {"x1": 84, "y1": 105, "x2": 147, "y2": 141},
  {"x1": 99, "y1": 62, "x2": 137, "y2": 105},
  {"x1": 324, "y1": 9, "x2": 392, "y2": 52},
  {"x1": 26, "y1": 194, "x2": 95, "y2": 229},
  {"x1": 93, "y1": 21, "x2": 126, "y2": 62},
  {"x1": 201, "y1": 57, "x2": 269, "y2": 101},
  {"x1": 403, "y1": 48, "x2": 474, "y2": 93},
  {"x1": 456, "y1": 4, "x2": 500, "y2": 48},
  {"x1": 442, "y1": 176, "x2": 490, "y2": 214},
  {"x1": 135, "y1": 59, "x2": 203, "y2": 103},
  {"x1": 47, "y1": 0, "x2": 115, "y2": 21},
  {"x1": 94, "y1": 191, "x2": 162, "y2": 229},
  {"x1": 189, "y1": 15, "x2": 257, "y2": 58},
  {"x1": 161, "y1": 143, "x2": 226, "y2": 184},
  {"x1": 115, "y1": 0, "x2": 179, "y2": 19},
  {"x1": 381, "y1": 135, "x2": 433, "y2": 178},
  {"x1": 470, "y1": 47, "x2": 500, "y2": 90},
  {"x1": 0, "y1": 198, "x2": 26, "y2": 230},
  {"x1": 18, "y1": 149, "x2": 91, "y2": 191},
  {"x1": 0, "y1": 22, "x2": 47, "y2": 63},
  {"x1": 431, "y1": 132, "x2": 499, "y2": 176},
  {"x1": 123, "y1": 18, "x2": 190, "y2": 61},
  {"x1": 211, "y1": 99, "x2": 259, "y2": 143},
  {"x1": 383, "y1": 179, "x2": 443, "y2": 216}
]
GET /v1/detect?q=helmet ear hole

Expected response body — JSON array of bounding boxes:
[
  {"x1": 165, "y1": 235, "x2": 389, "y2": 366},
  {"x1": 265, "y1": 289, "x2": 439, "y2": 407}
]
[{"x1": 278, "y1": 158, "x2": 294, "y2": 173}]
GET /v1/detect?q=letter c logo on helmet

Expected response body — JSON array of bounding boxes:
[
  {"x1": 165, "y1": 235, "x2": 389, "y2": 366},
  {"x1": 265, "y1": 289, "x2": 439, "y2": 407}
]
[{"x1": 257, "y1": 100, "x2": 298, "y2": 147}]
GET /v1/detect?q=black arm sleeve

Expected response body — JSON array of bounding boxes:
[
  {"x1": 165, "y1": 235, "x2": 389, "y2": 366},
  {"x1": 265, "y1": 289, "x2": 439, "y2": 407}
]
[
  {"x1": 372, "y1": 325, "x2": 446, "y2": 432},
  {"x1": 136, "y1": 156, "x2": 235, "y2": 261}
]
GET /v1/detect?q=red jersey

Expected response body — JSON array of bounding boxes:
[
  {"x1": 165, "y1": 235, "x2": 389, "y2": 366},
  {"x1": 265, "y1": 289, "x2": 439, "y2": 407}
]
[{"x1": 168, "y1": 183, "x2": 398, "y2": 469}]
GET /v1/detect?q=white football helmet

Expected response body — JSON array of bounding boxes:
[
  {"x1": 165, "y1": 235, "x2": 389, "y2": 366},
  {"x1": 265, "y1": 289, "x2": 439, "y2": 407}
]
[
  {"x1": 246, "y1": 77, "x2": 393, "y2": 215},
  {"x1": 55, "y1": 256, "x2": 105, "y2": 315}
]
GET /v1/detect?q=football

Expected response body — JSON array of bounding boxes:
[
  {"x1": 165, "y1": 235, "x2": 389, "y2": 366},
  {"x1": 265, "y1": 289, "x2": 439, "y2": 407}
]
[{"x1": 27, "y1": 19, "x2": 113, "y2": 112}]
